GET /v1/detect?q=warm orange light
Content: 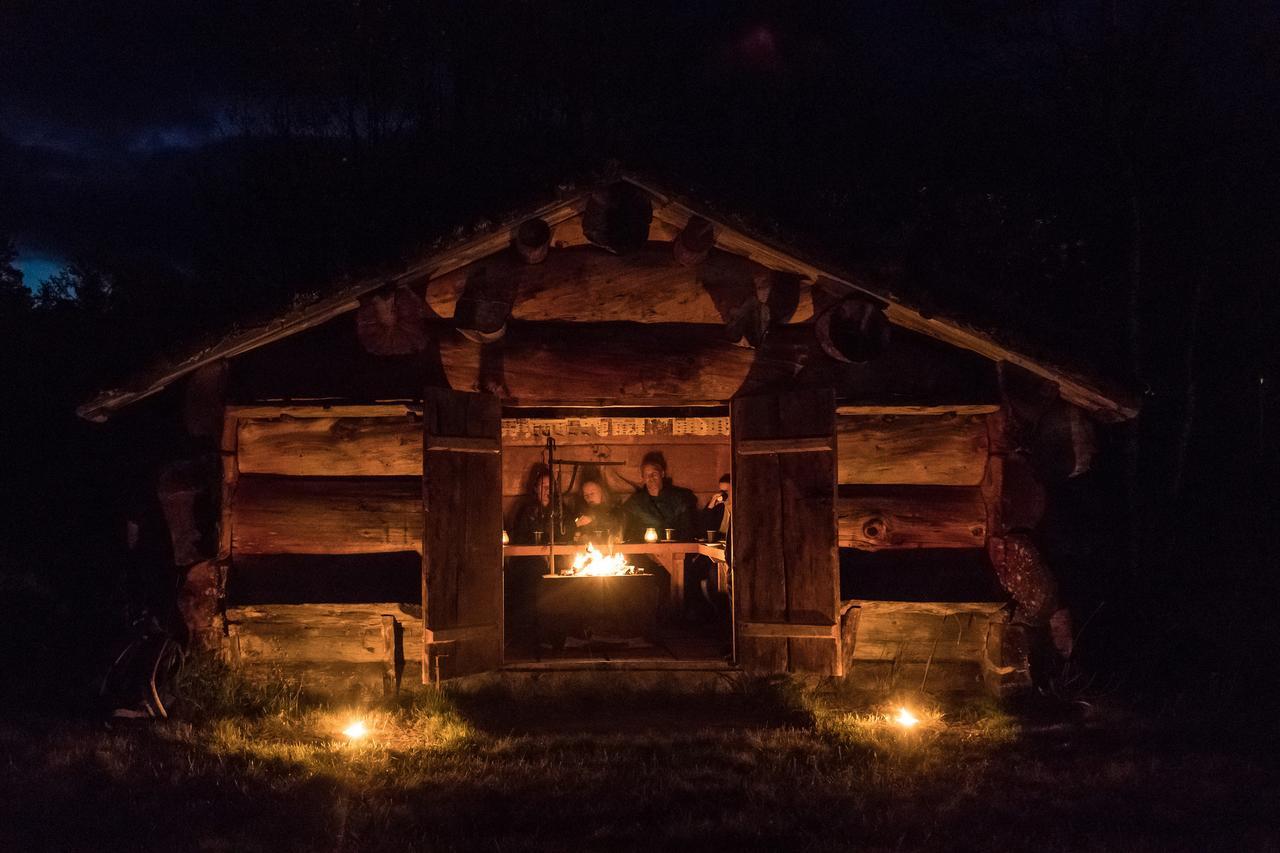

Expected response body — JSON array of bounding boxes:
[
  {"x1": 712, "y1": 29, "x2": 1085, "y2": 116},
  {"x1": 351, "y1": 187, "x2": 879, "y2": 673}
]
[
  {"x1": 894, "y1": 707, "x2": 919, "y2": 729},
  {"x1": 343, "y1": 720, "x2": 369, "y2": 740},
  {"x1": 501, "y1": 529, "x2": 510, "y2": 545},
  {"x1": 644, "y1": 527, "x2": 659, "y2": 543}
]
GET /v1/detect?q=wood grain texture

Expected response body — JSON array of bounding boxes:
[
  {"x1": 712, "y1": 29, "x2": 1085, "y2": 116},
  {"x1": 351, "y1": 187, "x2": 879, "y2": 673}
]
[
  {"x1": 421, "y1": 389, "x2": 504, "y2": 678},
  {"x1": 426, "y1": 244, "x2": 815, "y2": 326},
  {"x1": 843, "y1": 599, "x2": 1007, "y2": 663},
  {"x1": 732, "y1": 388, "x2": 840, "y2": 675},
  {"x1": 837, "y1": 414, "x2": 989, "y2": 486},
  {"x1": 238, "y1": 417, "x2": 422, "y2": 476},
  {"x1": 837, "y1": 486, "x2": 987, "y2": 550},
  {"x1": 231, "y1": 476, "x2": 423, "y2": 555},
  {"x1": 225, "y1": 603, "x2": 421, "y2": 665},
  {"x1": 439, "y1": 322, "x2": 806, "y2": 405}
]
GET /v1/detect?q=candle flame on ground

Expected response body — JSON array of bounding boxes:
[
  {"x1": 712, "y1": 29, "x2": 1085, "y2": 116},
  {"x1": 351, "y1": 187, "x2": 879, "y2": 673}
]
[{"x1": 894, "y1": 707, "x2": 919, "y2": 728}]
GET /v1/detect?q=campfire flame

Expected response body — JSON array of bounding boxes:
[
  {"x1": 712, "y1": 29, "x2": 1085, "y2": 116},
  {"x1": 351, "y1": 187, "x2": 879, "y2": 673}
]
[{"x1": 563, "y1": 543, "x2": 642, "y2": 577}]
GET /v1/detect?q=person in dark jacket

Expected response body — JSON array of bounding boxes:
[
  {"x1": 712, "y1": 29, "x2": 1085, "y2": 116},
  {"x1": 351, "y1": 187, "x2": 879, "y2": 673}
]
[
  {"x1": 510, "y1": 465, "x2": 567, "y2": 545},
  {"x1": 622, "y1": 452, "x2": 698, "y2": 542}
]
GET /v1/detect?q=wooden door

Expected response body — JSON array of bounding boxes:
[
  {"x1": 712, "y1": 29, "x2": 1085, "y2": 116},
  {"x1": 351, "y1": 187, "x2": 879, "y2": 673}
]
[
  {"x1": 731, "y1": 388, "x2": 842, "y2": 675},
  {"x1": 422, "y1": 388, "x2": 503, "y2": 680}
]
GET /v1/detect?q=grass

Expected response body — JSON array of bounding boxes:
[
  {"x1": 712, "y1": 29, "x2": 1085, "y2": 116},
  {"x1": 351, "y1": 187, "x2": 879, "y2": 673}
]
[{"x1": 1, "y1": 663, "x2": 1277, "y2": 853}]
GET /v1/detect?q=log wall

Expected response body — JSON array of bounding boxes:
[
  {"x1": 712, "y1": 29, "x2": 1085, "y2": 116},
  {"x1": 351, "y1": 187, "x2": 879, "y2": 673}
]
[
  {"x1": 231, "y1": 475, "x2": 423, "y2": 555},
  {"x1": 238, "y1": 416, "x2": 422, "y2": 476}
]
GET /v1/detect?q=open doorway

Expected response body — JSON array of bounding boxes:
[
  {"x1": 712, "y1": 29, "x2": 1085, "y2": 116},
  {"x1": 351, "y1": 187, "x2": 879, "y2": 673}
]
[{"x1": 499, "y1": 408, "x2": 733, "y2": 666}]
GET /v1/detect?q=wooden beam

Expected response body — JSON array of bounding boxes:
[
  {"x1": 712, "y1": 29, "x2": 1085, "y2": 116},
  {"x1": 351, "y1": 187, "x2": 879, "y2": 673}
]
[
  {"x1": 228, "y1": 404, "x2": 421, "y2": 419},
  {"x1": 439, "y1": 323, "x2": 806, "y2": 405},
  {"x1": 837, "y1": 413, "x2": 989, "y2": 486},
  {"x1": 425, "y1": 435, "x2": 500, "y2": 454},
  {"x1": 231, "y1": 476, "x2": 423, "y2": 555},
  {"x1": 836, "y1": 404, "x2": 1000, "y2": 416},
  {"x1": 838, "y1": 486, "x2": 988, "y2": 550},
  {"x1": 736, "y1": 437, "x2": 832, "y2": 456},
  {"x1": 425, "y1": 244, "x2": 815, "y2": 326},
  {"x1": 238, "y1": 417, "x2": 422, "y2": 477},
  {"x1": 737, "y1": 621, "x2": 839, "y2": 640}
]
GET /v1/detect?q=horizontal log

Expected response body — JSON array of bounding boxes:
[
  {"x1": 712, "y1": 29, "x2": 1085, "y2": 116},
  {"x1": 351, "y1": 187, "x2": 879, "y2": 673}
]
[
  {"x1": 844, "y1": 599, "x2": 1007, "y2": 662},
  {"x1": 838, "y1": 486, "x2": 987, "y2": 550},
  {"x1": 426, "y1": 244, "x2": 814, "y2": 325},
  {"x1": 440, "y1": 322, "x2": 807, "y2": 405},
  {"x1": 737, "y1": 621, "x2": 839, "y2": 639},
  {"x1": 836, "y1": 405, "x2": 1000, "y2": 416},
  {"x1": 425, "y1": 435, "x2": 500, "y2": 454},
  {"x1": 736, "y1": 436, "x2": 832, "y2": 456},
  {"x1": 232, "y1": 476, "x2": 423, "y2": 555},
  {"x1": 226, "y1": 603, "x2": 422, "y2": 664},
  {"x1": 238, "y1": 417, "x2": 422, "y2": 476},
  {"x1": 228, "y1": 404, "x2": 421, "y2": 419},
  {"x1": 837, "y1": 414, "x2": 989, "y2": 485}
]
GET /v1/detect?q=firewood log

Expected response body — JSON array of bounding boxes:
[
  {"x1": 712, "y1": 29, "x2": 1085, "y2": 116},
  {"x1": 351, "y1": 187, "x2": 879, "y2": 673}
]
[
  {"x1": 816, "y1": 297, "x2": 890, "y2": 363},
  {"x1": 514, "y1": 218, "x2": 551, "y2": 264},
  {"x1": 356, "y1": 285, "x2": 428, "y2": 355},
  {"x1": 581, "y1": 182, "x2": 653, "y2": 255},
  {"x1": 673, "y1": 215, "x2": 715, "y2": 266}
]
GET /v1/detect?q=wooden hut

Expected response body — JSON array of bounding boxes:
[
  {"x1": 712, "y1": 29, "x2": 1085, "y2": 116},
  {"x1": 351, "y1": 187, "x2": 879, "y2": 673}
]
[{"x1": 80, "y1": 176, "x2": 1137, "y2": 697}]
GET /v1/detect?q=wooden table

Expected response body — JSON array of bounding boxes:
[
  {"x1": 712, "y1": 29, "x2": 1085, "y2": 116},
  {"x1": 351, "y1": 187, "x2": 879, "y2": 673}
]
[{"x1": 503, "y1": 542, "x2": 728, "y2": 609}]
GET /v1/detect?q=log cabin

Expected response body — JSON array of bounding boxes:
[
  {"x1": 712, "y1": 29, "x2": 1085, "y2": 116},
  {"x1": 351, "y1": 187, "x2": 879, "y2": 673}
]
[{"x1": 79, "y1": 176, "x2": 1138, "y2": 698}]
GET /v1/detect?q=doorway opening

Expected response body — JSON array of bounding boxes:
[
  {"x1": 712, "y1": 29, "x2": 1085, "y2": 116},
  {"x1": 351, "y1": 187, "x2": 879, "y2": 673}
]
[{"x1": 499, "y1": 407, "x2": 733, "y2": 667}]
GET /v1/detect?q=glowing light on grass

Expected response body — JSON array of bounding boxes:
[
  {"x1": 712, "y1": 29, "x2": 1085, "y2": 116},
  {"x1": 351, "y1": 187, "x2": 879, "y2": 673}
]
[
  {"x1": 894, "y1": 707, "x2": 920, "y2": 729},
  {"x1": 343, "y1": 720, "x2": 369, "y2": 740}
]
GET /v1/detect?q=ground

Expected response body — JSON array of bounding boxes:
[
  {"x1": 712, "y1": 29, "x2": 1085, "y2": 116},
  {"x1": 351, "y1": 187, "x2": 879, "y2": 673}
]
[{"x1": 1, "y1": 666, "x2": 1276, "y2": 853}]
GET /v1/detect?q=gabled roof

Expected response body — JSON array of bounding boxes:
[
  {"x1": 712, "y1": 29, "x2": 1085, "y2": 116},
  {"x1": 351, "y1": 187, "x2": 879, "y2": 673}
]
[{"x1": 77, "y1": 175, "x2": 1139, "y2": 423}]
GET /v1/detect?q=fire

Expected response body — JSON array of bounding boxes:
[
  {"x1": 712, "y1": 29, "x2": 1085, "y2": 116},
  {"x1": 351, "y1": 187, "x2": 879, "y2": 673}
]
[
  {"x1": 894, "y1": 707, "x2": 919, "y2": 729},
  {"x1": 343, "y1": 719, "x2": 369, "y2": 740},
  {"x1": 563, "y1": 543, "x2": 642, "y2": 577}
]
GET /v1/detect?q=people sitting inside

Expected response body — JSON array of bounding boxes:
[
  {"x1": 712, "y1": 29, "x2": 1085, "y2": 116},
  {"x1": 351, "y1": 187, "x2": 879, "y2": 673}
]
[
  {"x1": 572, "y1": 477, "x2": 624, "y2": 543},
  {"x1": 510, "y1": 464, "x2": 567, "y2": 545},
  {"x1": 622, "y1": 451, "x2": 698, "y2": 543},
  {"x1": 686, "y1": 473, "x2": 732, "y2": 626},
  {"x1": 699, "y1": 473, "x2": 732, "y2": 545}
]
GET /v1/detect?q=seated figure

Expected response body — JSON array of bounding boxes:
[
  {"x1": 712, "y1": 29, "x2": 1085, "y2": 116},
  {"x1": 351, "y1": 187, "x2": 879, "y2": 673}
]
[{"x1": 622, "y1": 451, "x2": 697, "y2": 542}]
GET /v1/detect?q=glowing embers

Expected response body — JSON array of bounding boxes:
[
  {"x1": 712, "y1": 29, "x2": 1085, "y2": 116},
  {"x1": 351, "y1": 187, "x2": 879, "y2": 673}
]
[{"x1": 562, "y1": 543, "x2": 645, "y2": 577}]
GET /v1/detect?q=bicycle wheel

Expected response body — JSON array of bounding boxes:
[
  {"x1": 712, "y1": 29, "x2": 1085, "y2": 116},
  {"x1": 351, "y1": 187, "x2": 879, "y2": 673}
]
[{"x1": 148, "y1": 638, "x2": 185, "y2": 719}]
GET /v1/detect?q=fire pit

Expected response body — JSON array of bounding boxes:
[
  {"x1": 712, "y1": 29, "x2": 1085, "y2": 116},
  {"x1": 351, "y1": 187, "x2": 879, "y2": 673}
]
[{"x1": 537, "y1": 545, "x2": 658, "y2": 646}]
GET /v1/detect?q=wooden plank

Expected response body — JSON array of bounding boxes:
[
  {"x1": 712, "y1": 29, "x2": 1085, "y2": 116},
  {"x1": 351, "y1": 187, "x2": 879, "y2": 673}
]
[
  {"x1": 837, "y1": 404, "x2": 1000, "y2": 416},
  {"x1": 738, "y1": 621, "x2": 839, "y2": 639},
  {"x1": 422, "y1": 389, "x2": 504, "y2": 679},
  {"x1": 439, "y1": 322, "x2": 806, "y2": 406},
  {"x1": 837, "y1": 414, "x2": 989, "y2": 486},
  {"x1": 231, "y1": 476, "x2": 423, "y2": 555},
  {"x1": 238, "y1": 417, "x2": 422, "y2": 476},
  {"x1": 426, "y1": 244, "x2": 813, "y2": 326},
  {"x1": 838, "y1": 486, "x2": 987, "y2": 550},
  {"x1": 846, "y1": 601, "x2": 1007, "y2": 664},
  {"x1": 225, "y1": 603, "x2": 421, "y2": 665},
  {"x1": 218, "y1": 411, "x2": 239, "y2": 562},
  {"x1": 229, "y1": 404, "x2": 421, "y2": 419},
  {"x1": 731, "y1": 388, "x2": 840, "y2": 676},
  {"x1": 425, "y1": 435, "x2": 500, "y2": 453},
  {"x1": 423, "y1": 623, "x2": 499, "y2": 643},
  {"x1": 735, "y1": 436, "x2": 831, "y2": 456}
]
